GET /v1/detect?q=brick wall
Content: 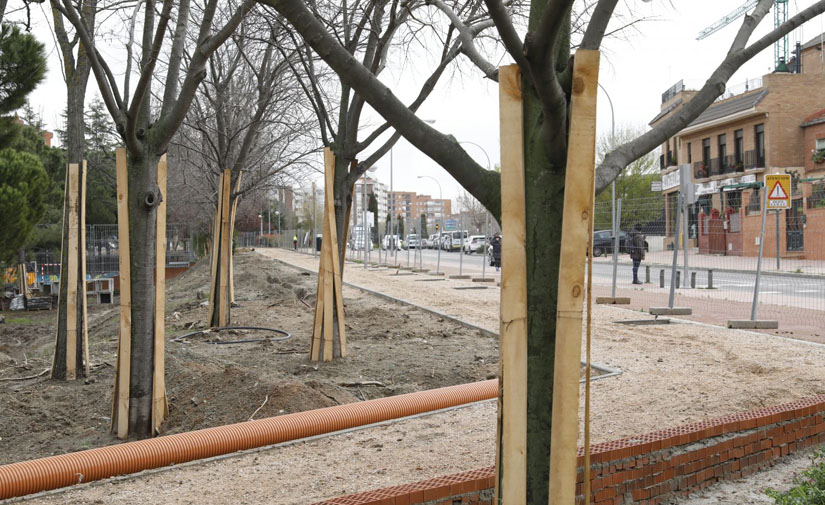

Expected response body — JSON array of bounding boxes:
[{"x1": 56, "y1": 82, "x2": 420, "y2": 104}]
[{"x1": 314, "y1": 394, "x2": 825, "y2": 505}]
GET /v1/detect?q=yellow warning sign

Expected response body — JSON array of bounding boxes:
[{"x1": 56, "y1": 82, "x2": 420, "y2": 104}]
[{"x1": 765, "y1": 174, "x2": 791, "y2": 210}]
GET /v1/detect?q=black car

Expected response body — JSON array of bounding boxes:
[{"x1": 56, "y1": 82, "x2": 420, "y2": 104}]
[{"x1": 592, "y1": 230, "x2": 648, "y2": 257}]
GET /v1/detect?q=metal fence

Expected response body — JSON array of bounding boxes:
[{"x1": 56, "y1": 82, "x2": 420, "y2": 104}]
[{"x1": 592, "y1": 192, "x2": 825, "y2": 334}]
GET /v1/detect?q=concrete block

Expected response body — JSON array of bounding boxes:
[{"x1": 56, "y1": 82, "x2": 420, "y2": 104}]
[
  {"x1": 649, "y1": 307, "x2": 693, "y2": 316},
  {"x1": 450, "y1": 275, "x2": 471, "y2": 279},
  {"x1": 412, "y1": 268, "x2": 430, "y2": 273},
  {"x1": 596, "y1": 297, "x2": 631, "y2": 305},
  {"x1": 472, "y1": 277, "x2": 496, "y2": 283},
  {"x1": 727, "y1": 320, "x2": 779, "y2": 329},
  {"x1": 428, "y1": 272, "x2": 446, "y2": 276}
]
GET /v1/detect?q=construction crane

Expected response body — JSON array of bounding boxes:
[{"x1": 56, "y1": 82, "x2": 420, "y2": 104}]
[{"x1": 697, "y1": 0, "x2": 789, "y2": 69}]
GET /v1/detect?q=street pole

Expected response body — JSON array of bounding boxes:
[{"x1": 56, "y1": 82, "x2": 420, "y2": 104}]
[
  {"x1": 259, "y1": 212, "x2": 263, "y2": 247},
  {"x1": 277, "y1": 213, "x2": 281, "y2": 248},
  {"x1": 363, "y1": 176, "x2": 368, "y2": 269},
  {"x1": 406, "y1": 216, "x2": 410, "y2": 267},
  {"x1": 683, "y1": 193, "x2": 690, "y2": 288},
  {"x1": 668, "y1": 193, "x2": 682, "y2": 308},
  {"x1": 775, "y1": 210, "x2": 780, "y2": 270},
  {"x1": 417, "y1": 175, "x2": 442, "y2": 274},
  {"x1": 390, "y1": 148, "x2": 395, "y2": 264},
  {"x1": 312, "y1": 183, "x2": 317, "y2": 257},
  {"x1": 752, "y1": 183, "x2": 768, "y2": 320},
  {"x1": 482, "y1": 212, "x2": 488, "y2": 280},
  {"x1": 459, "y1": 212, "x2": 463, "y2": 276},
  {"x1": 610, "y1": 187, "x2": 619, "y2": 297}
]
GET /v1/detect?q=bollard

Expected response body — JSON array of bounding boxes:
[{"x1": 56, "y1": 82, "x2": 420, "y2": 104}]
[
  {"x1": 659, "y1": 269, "x2": 665, "y2": 288},
  {"x1": 676, "y1": 271, "x2": 681, "y2": 289},
  {"x1": 645, "y1": 265, "x2": 650, "y2": 284},
  {"x1": 690, "y1": 271, "x2": 696, "y2": 289},
  {"x1": 708, "y1": 269, "x2": 713, "y2": 289}
]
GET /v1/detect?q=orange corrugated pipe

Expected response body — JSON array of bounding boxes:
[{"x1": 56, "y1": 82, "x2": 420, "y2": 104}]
[{"x1": 0, "y1": 379, "x2": 497, "y2": 499}]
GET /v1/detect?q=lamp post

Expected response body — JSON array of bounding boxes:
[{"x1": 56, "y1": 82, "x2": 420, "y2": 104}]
[
  {"x1": 458, "y1": 141, "x2": 492, "y2": 279},
  {"x1": 258, "y1": 213, "x2": 263, "y2": 247},
  {"x1": 598, "y1": 82, "x2": 619, "y2": 295},
  {"x1": 417, "y1": 175, "x2": 442, "y2": 274}
]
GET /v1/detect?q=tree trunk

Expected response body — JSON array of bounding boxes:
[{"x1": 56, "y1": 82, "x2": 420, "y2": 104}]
[
  {"x1": 521, "y1": 79, "x2": 567, "y2": 505},
  {"x1": 208, "y1": 170, "x2": 233, "y2": 328},
  {"x1": 126, "y1": 151, "x2": 161, "y2": 438}
]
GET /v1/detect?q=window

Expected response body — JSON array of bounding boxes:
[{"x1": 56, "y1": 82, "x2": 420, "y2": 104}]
[
  {"x1": 755, "y1": 124, "x2": 765, "y2": 166},
  {"x1": 734, "y1": 129, "x2": 744, "y2": 167},
  {"x1": 702, "y1": 138, "x2": 711, "y2": 165},
  {"x1": 726, "y1": 190, "x2": 742, "y2": 213},
  {"x1": 746, "y1": 187, "x2": 761, "y2": 214},
  {"x1": 687, "y1": 142, "x2": 692, "y2": 163},
  {"x1": 718, "y1": 134, "x2": 727, "y2": 169},
  {"x1": 817, "y1": 138, "x2": 825, "y2": 150}
]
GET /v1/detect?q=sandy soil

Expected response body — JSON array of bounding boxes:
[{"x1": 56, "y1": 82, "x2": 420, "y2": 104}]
[{"x1": 8, "y1": 248, "x2": 825, "y2": 504}]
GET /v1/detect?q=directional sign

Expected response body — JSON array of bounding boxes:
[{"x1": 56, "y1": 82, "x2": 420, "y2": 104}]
[
  {"x1": 444, "y1": 219, "x2": 457, "y2": 231},
  {"x1": 765, "y1": 174, "x2": 791, "y2": 210}
]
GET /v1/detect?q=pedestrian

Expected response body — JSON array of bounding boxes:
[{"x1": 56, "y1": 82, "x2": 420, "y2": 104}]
[
  {"x1": 293, "y1": 234, "x2": 298, "y2": 250},
  {"x1": 629, "y1": 223, "x2": 646, "y2": 284},
  {"x1": 491, "y1": 232, "x2": 502, "y2": 272}
]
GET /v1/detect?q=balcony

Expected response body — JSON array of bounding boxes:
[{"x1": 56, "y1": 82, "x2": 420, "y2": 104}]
[
  {"x1": 694, "y1": 161, "x2": 709, "y2": 179},
  {"x1": 744, "y1": 150, "x2": 765, "y2": 170}
]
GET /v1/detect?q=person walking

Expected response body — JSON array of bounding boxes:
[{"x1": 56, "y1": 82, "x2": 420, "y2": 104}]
[
  {"x1": 491, "y1": 233, "x2": 502, "y2": 272},
  {"x1": 292, "y1": 234, "x2": 298, "y2": 250},
  {"x1": 629, "y1": 223, "x2": 646, "y2": 284}
]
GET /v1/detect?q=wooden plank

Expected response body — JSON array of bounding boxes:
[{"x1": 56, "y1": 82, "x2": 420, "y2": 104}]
[
  {"x1": 152, "y1": 154, "x2": 169, "y2": 434},
  {"x1": 207, "y1": 172, "x2": 224, "y2": 326},
  {"x1": 65, "y1": 163, "x2": 79, "y2": 381},
  {"x1": 51, "y1": 161, "x2": 71, "y2": 379},
  {"x1": 228, "y1": 172, "x2": 242, "y2": 303},
  {"x1": 80, "y1": 161, "x2": 89, "y2": 377},
  {"x1": 548, "y1": 49, "x2": 600, "y2": 505},
  {"x1": 327, "y1": 150, "x2": 347, "y2": 358},
  {"x1": 115, "y1": 147, "x2": 132, "y2": 439},
  {"x1": 495, "y1": 63, "x2": 527, "y2": 505},
  {"x1": 218, "y1": 169, "x2": 231, "y2": 327},
  {"x1": 321, "y1": 150, "x2": 336, "y2": 362}
]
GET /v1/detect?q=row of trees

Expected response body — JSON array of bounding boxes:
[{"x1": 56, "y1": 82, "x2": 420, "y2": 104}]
[{"x1": 7, "y1": 1, "x2": 824, "y2": 499}]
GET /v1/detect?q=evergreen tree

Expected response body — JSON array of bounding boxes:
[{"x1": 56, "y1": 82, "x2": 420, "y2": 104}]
[
  {"x1": 420, "y1": 213, "x2": 428, "y2": 238},
  {"x1": 0, "y1": 148, "x2": 48, "y2": 262},
  {"x1": 0, "y1": 23, "x2": 46, "y2": 149}
]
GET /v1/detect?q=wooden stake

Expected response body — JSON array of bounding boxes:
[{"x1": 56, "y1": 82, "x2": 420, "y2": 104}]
[
  {"x1": 152, "y1": 154, "x2": 169, "y2": 434},
  {"x1": 65, "y1": 163, "x2": 79, "y2": 381},
  {"x1": 548, "y1": 49, "x2": 600, "y2": 505},
  {"x1": 207, "y1": 172, "x2": 224, "y2": 326},
  {"x1": 80, "y1": 161, "x2": 89, "y2": 377},
  {"x1": 113, "y1": 147, "x2": 132, "y2": 440},
  {"x1": 50, "y1": 163, "x2": 71, "y2": 380},
  {"x1": 228, "y1": 172, "x2": 242, "y2": 303},
  {"x1": 218, "y1": 169, "x2": 231, "y2": 327},
  {"x1": 495, "y1": 64, "x2": 528, "y2": 505}
]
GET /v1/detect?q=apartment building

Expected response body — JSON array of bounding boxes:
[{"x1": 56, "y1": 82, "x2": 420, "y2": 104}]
[
  {"x1": 651, "y1": 34, "x2": 825, "y2": 260},
  {"x1": 388, "y1": 191, "x2": 452, "y2": 233}
]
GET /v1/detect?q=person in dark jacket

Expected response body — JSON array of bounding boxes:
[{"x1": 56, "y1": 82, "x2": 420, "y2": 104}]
[
  {"x1": 629, "y1": 224, "x2": 646, "y2": 284},
  {"x1": 491, "y1": 233, "x2": 502, "y2": 271}
]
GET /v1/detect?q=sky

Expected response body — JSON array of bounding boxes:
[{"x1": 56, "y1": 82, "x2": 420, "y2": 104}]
[{"x1": 13, "y1": 1, "x2": 825, "y2": 207}]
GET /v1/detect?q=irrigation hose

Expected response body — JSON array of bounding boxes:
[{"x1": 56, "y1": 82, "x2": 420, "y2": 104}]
[
  {"x1": 0, "y1": 379, "x2": 498, "y2": 500},
  {"x1": 173, "y1": 326, "x2": 292, "y2": 345}
]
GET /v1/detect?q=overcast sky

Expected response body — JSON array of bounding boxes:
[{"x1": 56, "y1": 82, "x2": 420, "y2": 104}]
[{"x1": 15, "y1": 1, "x2": 825, "y2": 206}]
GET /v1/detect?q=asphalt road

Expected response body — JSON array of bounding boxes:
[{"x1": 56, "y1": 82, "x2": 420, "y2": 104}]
[{"x1": 355, "y1": 247, "x2": 824, "y2": 311}]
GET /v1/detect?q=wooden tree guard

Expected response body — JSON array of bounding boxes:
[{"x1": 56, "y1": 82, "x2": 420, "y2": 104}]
[
  {"x1": 51, "y1": 161, "x2": 89, "y2": 380},
  {"x1": 310, "y1": 148, "x2": 347, "y2": 362},
  {"x1": 548, "y1": 49, "x2": 600, "y2": 505},
  {"x1": 207, "y1": 169, "x2": 232, "y2": 327},
  {"x1": 228, "y1": 172, "x2": 242, "y2": 303},
  {"x1": 111, "y1": 148, "x2": 169, "y2": 438},
  {"x1": 494, "y1": 64, "x2": 528, "y2": 505}
]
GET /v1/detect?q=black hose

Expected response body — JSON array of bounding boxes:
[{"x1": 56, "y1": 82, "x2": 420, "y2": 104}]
[{"x1": 172, "y1": 326, "x2": 292, "y2": 345}]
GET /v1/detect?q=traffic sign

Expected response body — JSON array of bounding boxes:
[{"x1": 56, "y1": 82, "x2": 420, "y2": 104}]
[
  {"x1": 444, "y1": 219, "x2": 457, "y2": 231},
  {"x1": 765, "y1": 174, "x2": 791, "y2": 210}
]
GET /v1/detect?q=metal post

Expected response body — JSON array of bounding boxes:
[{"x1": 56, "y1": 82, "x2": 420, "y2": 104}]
[
  {"x1": 690, "y1": 271, "x2": 696, "y2": 288},
  {"x1": 363, "y1": 176, "x2": 368, "y2": 269},
  {"x1": 611, "y1": 182, "x2": 618, "y2": 297},
  {"x1": 751, "y1": 184, "x2": 768, "y2": 320},
  {"x1": 659, "y1": 269, "x2": 664, "y2": 288},
  {"x1": 459, "y1": 212, "x2": 463, "y2": 276},
  {"x1": 668, "y1": 193, "x2": 683, "y2": 308},
  {"x1": 390, "y1": 149, "x2": 395, "y2": 264},
  {"x1": 482, "y1": 212, "x2": 488, "y2": 280},
  {"x1": 708, "y1": 269, "x2": 713, "y2": 289},
  {"x1": 645, "y1": 265, "x2": 650, "y2": 284},
  {"x1": 313, "y1": 184, "x2": 317, "y2": 257},
  {"x1": 406, "y1": 216, "x2": 410, "y2": 267},
  {"x1": 683, "y1": 195, "x2": 690, "y2": 288},
  {"x1": 775, "y1": 210, "x2": 780, "y2": 270}
]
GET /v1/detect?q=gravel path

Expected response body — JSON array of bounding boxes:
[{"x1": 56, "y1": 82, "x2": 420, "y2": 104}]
[{"x1": 14, "y1": 248, "x2": 825, "y2": 504}]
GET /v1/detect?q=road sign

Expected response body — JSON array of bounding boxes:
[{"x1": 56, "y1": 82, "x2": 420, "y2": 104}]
[
  {"x1": 444, "y1": 219, "x2": 457, "y2": 231},
  {"x1": 650, "y1": 180, "x2": 662, "y2": 192},
  {"x1": 765, "y1": 174, "x2": 791, "y2": 210}
]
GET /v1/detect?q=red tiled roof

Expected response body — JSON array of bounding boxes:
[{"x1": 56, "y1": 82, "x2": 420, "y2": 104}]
[{"x1": 801, "y1": 107, "x2": 825, "y2": 127}]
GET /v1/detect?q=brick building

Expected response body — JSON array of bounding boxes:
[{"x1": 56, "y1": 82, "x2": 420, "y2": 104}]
[
  {"x1": 388, "y1": 191, "x2": 451, "y2": 234},
  {"x1": 651, "y1": 33, "x2": 825, "y2": 260}
]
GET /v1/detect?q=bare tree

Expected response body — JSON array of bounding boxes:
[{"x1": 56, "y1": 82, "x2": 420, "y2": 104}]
[
  {"x1": 172, "y1": 16, "x2": 317, "y2": 326},
  {"x1": 53, "y1": 0, "x2": 256, "y2": 438},
  {"x1": 258, "y1": 0, "x2": 825, "y2": 500},
  {"x1": 456, "y1": 190, "x2": 487, "y2": 234}
]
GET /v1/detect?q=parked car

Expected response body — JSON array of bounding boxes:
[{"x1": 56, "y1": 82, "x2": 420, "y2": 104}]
[
  {"x1": 427, "y1": 234, "x2": 439, "y2": 249},
  {"x1": 405, "y1": 234, "x2": 420, "y2": 249},
  {"x1": 463, "y1": 235, "x2": 487, "y2": 254},
  {"x1": 591, "y1": 230, "x2": 648, "y2": 257},
  {"x1": 382, "y1": 235, "x2": 401, "y2": 251}
]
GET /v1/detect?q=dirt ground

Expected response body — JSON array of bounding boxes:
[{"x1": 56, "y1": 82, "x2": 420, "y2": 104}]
[
  {"x1": 0, "y1": 251, "x2": 500, "y2": 465},
  {"x1": 5, "y1": 248, "x2": 825, "y2": 504}
]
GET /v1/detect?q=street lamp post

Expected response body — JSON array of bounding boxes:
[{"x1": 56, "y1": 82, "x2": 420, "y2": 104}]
[
  {"x1": 258, "y1": 213, "x2": 263, "y2": 247},
  {"x1": 598, "y1": 83, "x2": 620, "y2": 296},
  {"x1": 458, "y1": 141, "x2": 492, "y2": 279},
  {"x1": 417, "y1": 175, "x2": 442, "y2": 274}
]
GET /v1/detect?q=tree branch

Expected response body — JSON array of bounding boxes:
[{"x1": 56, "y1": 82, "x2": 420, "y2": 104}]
[
  {"x1": 579, "y1": 0, "x2": 619, "y2": 50},
  {"x1": 482, "y1": 0, "x2": 527, "y2": 68},
  {"x1": 596, "y1": 0, "x2": 825, "y2": 193}
]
